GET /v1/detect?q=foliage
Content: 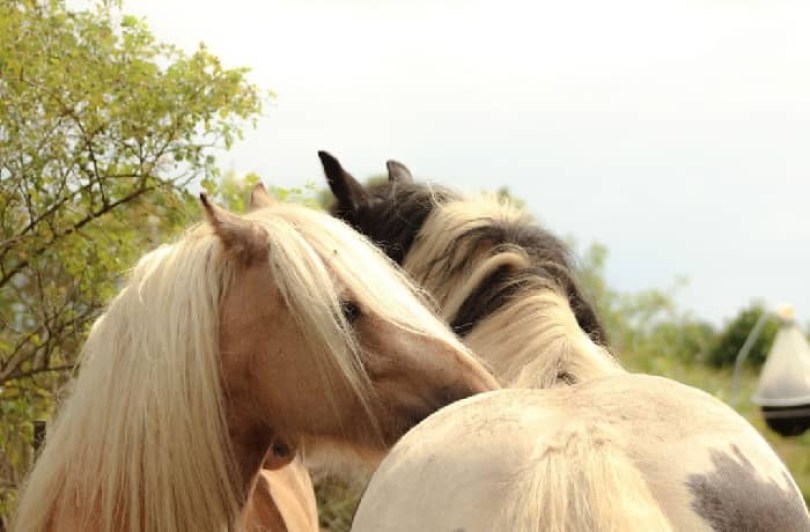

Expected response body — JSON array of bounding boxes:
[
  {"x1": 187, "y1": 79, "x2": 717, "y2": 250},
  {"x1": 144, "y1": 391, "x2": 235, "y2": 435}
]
[
  {"x1": 576, "y1": 242, "x2": 716, "y2": 365},
  {"x1": 577, "y1": 244, "x2": 782, "y2": 370},
  {"x1": 315, "y1": 476, "x2": 363, "y2": 532},
  {"x1": 706, "y1": 303, "x2": 779, "y2": 368},
  {"x1": 0, "y1": 0, "x2": 263, "y2": 522},
  {"x1": 203, "y1": 170, "x2": 320, "y2": 212}
]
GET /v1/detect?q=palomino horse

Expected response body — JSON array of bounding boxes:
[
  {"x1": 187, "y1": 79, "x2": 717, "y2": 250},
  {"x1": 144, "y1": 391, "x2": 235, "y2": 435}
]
[
  {"x1": 321, "y1": 154, "x2": 809, "y2": 530},
  {"x1": 12, "y1": 189, "x2": 498, "y2": 531},
  {"x1": 321, "y1": 151, "x2": 620, "y2": 389}
]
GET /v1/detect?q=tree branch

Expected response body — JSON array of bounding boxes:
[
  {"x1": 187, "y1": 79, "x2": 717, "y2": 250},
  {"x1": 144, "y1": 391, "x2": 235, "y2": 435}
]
[
  {"x1": 0, "y1": 183, "x2": 162, "y2": 289},
  {"x1": 2, "y1": 363, "x2": 75, "y2": 383}
]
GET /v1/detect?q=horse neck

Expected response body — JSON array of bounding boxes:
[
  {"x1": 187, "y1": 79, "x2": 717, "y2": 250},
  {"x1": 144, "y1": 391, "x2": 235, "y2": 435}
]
[{"x1": 461, "y1": 287, "x2": 624, "y2": 389}]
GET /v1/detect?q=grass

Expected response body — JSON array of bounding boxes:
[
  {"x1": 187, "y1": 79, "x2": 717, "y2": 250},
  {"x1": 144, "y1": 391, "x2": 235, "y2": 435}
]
[
  {"x1": 315, "y1": 354, "x2": 810, "y2": 530},
  {"x1": 315, "y1": 475, "x2": 363, "y2": 532}
]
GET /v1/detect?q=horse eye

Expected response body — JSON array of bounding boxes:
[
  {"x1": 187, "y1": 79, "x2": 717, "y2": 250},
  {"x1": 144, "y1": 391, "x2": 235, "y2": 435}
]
[{"x1": 340, "y1": 300, "x2": 361, "y2": 324}]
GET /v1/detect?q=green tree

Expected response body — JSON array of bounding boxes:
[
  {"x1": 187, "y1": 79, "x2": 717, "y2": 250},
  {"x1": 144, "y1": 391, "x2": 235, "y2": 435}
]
[
  {"x1": 202, "y1": 170, "x2": 320, "y2": 212},
  {"x1": 0, "y1": 0, "x2": 263, "y2": 520},
  {"x1": 707, "y1": 303, "x2": 779, "y2": 368},
  {"x1": 643, "y1": 320, "x2": 716, "y2": 364},
  {"x1": 576, "y1": 242, "x2": 716, "y2": 366}
]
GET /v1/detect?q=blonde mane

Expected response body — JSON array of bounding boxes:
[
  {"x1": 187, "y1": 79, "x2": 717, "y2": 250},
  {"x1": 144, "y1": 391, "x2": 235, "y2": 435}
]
[
  {"x1": 14, "y1": 225, "x2": 240, "y2": 532},
  {"x1": 13, "y1": 202, "x2": 476, "y2": 532},
  {"x1": 405, "y1": 193, "x2": 621, "y2": 388}
]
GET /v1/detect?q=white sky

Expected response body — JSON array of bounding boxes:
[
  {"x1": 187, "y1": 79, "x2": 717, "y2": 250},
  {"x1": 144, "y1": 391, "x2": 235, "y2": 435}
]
[{"x1": 83, "y1": 0, "x2": 810, "y2": 325}]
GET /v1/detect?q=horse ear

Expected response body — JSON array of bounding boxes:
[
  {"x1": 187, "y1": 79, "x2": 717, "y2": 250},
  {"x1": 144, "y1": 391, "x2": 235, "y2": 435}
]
[
  {"x1": 249, "y1": 182, "x2": 274, "y2": 211},
  {"x1": 386, "y1": 160, "x2": 413, "y2": 183},
  {"x1": 318, "y1": 150, "x2": 369, "y2": 216},
  {"x1": 200, "y1": 193, "x2": 268, "y2": 263}
]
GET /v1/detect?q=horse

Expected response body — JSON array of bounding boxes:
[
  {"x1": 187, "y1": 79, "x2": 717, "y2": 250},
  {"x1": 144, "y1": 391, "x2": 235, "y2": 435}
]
[
  {"x1": 11, "y1": 186, "x2": 499, "y2": 532},
  {"x1": 353, "y1": 375, "x2": 810, "y2": 531},
  {"x1": 320, "y1": 151, "x2": 621, "y2": 389},
  {"x1": 321, "y1": 153, "x2": 810, "y2": 530}
]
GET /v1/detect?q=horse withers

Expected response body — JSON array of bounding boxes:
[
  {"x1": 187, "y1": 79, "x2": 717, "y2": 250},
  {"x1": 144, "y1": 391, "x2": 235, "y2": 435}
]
[{"x1": 12, "y1": 187, "x2": 498, "y2": 532}]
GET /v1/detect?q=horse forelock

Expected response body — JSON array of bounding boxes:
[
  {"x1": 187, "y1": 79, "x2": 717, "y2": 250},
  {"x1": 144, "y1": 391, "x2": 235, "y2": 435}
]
[{"x1": 246, "y1": 207, "x2": 377, "y2": 423}]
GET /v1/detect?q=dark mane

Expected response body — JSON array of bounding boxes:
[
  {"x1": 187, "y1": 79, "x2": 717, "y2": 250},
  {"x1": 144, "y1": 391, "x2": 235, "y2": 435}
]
[
  {"x1": 442, "y1": 221, "x2": 608, "y2": 346},
  {"x1": 323, "y1": 155, "x2": 608, "y2": 348},
  {"x1": 329, "y1": 181, "x2": 458, "y2": 264}
]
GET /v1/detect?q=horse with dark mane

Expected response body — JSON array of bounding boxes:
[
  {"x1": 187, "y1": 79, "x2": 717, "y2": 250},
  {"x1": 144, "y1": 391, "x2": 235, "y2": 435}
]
[
  {"x1": 12, "y1": 186, "x2": 498, "y2": 531},
  {"x1": 320, "y1": 153, "x2": 810, "y2": 531},
  {"x1": 321, "y1": 151, "x2": 620, "y2": 388}
]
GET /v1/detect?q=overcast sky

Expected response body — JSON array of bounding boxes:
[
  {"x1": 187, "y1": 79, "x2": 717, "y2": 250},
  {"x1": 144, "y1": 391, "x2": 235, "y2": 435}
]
[{"x1": 82, "y1": 0, "x2": 809, "y2": 325}]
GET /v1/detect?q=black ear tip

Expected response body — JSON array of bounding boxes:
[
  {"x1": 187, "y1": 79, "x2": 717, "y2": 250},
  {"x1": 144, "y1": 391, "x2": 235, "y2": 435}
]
[
  {"x1": 318, "y1": 151, "x2": 346, "y2": 182},
  {"x1": 386, "y1": 159, "x2": 413, "y2": 183},
  {"x1": 199, "y1": 193, "x2": 219, "y2": 225},
  {"x1": 318, "y1": 150, "x2": 338, "y2": 166},
  {"x1": 386, "y1": 160, "x2": 404, "y2": 173}
]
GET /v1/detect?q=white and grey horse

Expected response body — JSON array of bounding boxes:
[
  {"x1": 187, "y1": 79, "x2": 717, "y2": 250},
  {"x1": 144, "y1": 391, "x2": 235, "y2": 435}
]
[
  {"x1": 321, "y1": 152, "x2": 810, "y2": 531},
  {"x1": 353, "y1": 375, "x2": 808, "y2": 531}
]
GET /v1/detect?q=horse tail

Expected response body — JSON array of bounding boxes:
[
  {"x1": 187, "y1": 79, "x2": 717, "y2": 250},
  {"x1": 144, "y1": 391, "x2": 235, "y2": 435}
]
[{"x1": 503, "y1": 426, "x2": 673, "y2": 532}]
